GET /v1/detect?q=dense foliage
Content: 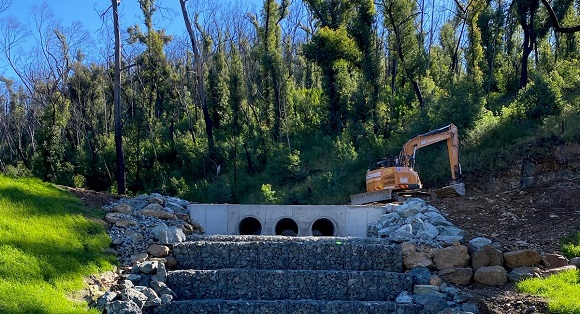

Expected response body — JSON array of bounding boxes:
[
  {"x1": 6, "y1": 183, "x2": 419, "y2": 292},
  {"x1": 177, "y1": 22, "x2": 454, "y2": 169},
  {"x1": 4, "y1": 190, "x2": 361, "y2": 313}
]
[{"x1": 0, "y1": 0, "x2": 578, "y2": 203}]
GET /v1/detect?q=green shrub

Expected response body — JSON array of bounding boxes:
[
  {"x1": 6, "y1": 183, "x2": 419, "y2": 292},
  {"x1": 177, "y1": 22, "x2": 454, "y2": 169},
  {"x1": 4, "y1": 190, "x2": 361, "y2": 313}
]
[
  {"x1": 260, "y1": 183, "x2": 278, "y2": 204},
  {"x1": 561, "y1": 231, "x2": 580, "y2": 258}
]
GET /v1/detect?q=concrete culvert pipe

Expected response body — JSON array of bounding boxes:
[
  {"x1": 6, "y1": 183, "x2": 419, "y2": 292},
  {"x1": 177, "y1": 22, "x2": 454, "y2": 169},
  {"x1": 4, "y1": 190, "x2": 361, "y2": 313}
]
[
  {"x1": 238, "y1": 216, "x2": 262, "y2": 235},
  {"x1": 275, "y1": 218, "x2": 299, "y2": 236},
  {"x1": 311, "y1": 218, "x2": 335, "y2": 236}
]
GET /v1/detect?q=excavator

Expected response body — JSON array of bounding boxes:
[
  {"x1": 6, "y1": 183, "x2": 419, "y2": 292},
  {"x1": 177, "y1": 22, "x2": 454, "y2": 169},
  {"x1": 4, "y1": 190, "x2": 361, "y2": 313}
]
[{"x1": 351, "y1": 123, "x2": 465, "y2": 205}]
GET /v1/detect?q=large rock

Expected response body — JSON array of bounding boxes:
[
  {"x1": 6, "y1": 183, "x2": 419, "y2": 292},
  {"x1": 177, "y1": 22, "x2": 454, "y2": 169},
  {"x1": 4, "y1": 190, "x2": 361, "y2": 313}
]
[
  {"x1": 121, "y1": 288, "x2": 148, "y2": 309},
  {"x1": 542, "y1": 253, "x2": 569, "y2": 268},
  {"x1": 473, "y1": 266, "x2": 508, "y2": 286},
  {"x1": 423, "y1": 211, "x2": 453, "y2": 226},
  {"x1": 408, "y1": 267, "x2": 433, "y2": 285},
  {"x1": 165, "y1": 201, "x2": 189, "y2": 216},
  {"x1": 151, "y1": 224, "x2": 186, "y2": 245},
  {"x1": 468, "y1": 237, "x2": 492, "y2": 253},
  {"x1": 416, "y1": 221, "x2": 440, "y2": 241},
  {"x1": 504, "y1": 249, "x2": 541, "y2": 268},
  {"x1": 151, "y1": 262, "x2": 167, "y2": 283},
  {"x1": 471, "y1": 245, "x2": 504, "y2": 270},
  {"x1": 392, "y1": 199, "x2": 426, "y2": 218},
  {"x1": 438, "y1": 267, "x2": 473, "y2": 286},
  {"x1": 105, "y1": 212, "x2": 130, "y2": 224},
  {"x1": 402, "y1": 242, "x2": 433, "y2": 269},
  {"x1": 97, "y1": 291, "x2": 118, "y2": 311},
  {"x1": 105, "y1": 300, "x2": 142, "y2": 314},
  {"x1": 139, "y1": 261, "x2": 158, "y2": 274},
  {"x1": 138, "y1": 203, "x2": 175, "y2": 220},
  {"x1": 147, "y1": 244, "x2": 170, "y2": 258},
  {"x1": 389, "y1": 224, "x2": 413, "y2": 243},
  {"x1": 133, "y1": 286, "x2": 161, "y2": 308},
  {"x1": 112, "y1": 203, "x2": 135, "y2": 214},
  {"x1": 414, "y1": 293, "x2": 449, "y2": 314},
  {"x1": 432, "y1": 245, "x2": 470, "y2": 270},
  {"x1": 149, "y1": 281, "x2": 176, "y2": 298},
  {"x1": 508, "y1": 266, "x2": 542, "y2": 282},
  {"x1": 378, "y1": 212, "x2": 401, "y2": 226},
  {"x1": 542, "y1": 265, "x2": 577, "y2": 277},
  {"x1": 570, "y1": 257, "x2": 580, "y2": 267},
  {"x1": 130, "y1": 253, "x2": 149, "y2": 264},
  {"x1": 147, "y1": 194, "x2": 165, "y2": 205}
]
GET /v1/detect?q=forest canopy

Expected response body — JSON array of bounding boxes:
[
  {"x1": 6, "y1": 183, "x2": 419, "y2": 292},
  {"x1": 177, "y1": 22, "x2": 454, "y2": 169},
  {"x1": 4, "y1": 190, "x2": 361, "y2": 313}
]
[{"x1": 0, "y1": 0, "x2": 578, "y2": 204}]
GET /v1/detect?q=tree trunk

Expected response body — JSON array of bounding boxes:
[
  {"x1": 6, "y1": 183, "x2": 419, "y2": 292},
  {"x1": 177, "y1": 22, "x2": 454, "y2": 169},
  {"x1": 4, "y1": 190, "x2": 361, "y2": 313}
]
[
  {"x1": 112, "y1": 0, "x2": 126, "y2": 195},
  {"x1": 518, "y1": 9, "x2": 534, "y2": 90},
  {"x1": 179, "y1": 0, "x2": 217, "y2": 163}
]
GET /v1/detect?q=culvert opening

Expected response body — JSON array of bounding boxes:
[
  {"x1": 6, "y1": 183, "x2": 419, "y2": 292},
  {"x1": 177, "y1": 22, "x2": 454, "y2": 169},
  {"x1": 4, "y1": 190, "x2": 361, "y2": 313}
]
[
  {"x1": 238, "y1": 217, "x2": 262, "y2": 235},
  {"x1": 275, "y1": 218, "x2": 298, "y2": 236},
  {"x1": 311, "y1": 218, "x2": 335, "y2": 236}
]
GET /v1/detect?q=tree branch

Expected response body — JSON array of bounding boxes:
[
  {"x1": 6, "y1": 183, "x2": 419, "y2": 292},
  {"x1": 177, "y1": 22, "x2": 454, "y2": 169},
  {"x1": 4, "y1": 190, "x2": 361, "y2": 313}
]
[{"x1": 540, "y1": 0, "x2": 580, "y2": 33}]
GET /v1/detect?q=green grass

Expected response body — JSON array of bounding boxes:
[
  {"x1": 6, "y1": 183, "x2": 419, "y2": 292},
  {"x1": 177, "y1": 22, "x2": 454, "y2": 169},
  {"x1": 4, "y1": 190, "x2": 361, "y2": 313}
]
[
  {"x1": 517, "y1": 269, "x2": 580, "y2": 314},
  {"x1": 561, "y1": 230, "x2": 580, "y2": 258},
  {"x1": 517, "y1": 229, "x2": 580, "y2": 313},
  {"x1": 0, "y1": 175, "x2": 116, "y2": 314}
]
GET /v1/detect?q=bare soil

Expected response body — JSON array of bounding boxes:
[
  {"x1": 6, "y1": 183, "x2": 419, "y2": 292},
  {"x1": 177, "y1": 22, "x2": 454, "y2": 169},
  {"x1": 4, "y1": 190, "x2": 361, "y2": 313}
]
[
  {"x1": 67, "y1": 179, "x2": 580, "y2": 314},
  {"x1": 431, "y1": 178, "x2": 580, "y2": 314}
]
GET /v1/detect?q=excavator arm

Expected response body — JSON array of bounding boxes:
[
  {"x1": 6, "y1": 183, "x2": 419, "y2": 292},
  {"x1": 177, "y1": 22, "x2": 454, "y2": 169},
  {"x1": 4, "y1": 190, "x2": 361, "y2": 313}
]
[{"x1": 399, "y1": 124, "x2": 462, "y2": 182}]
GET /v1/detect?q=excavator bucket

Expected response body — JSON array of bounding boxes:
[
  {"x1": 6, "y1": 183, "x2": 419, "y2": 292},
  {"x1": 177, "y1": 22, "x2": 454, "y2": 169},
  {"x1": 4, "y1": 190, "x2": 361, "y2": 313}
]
[{"x1": 432, "y1": 183, "x2": 465, "y2": 199}]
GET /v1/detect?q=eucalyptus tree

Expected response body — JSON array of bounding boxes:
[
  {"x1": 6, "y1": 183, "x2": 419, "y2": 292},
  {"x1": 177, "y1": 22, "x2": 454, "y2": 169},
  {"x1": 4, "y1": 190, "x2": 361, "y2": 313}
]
[
  {"x1": 302, "y1": 0, "x2": 363, "y2": 134},
  {"x1": 111, "y1": 0, "x2": 125, "y2": 193},
  {"x1": 0, "y1": 3, "x2": 92, "y2": 183},
  {"x1": 126, "y1": 0, "x2": 176, "y2": 191},
  {"x1": 379, "y1": 0, "x2": 426, "y2": 111},
  {"x1": 512, "y1": 0, "x2": 580, "y2": 89},
  {"x1": 179, "y1": 0, "x2": 219, "y2": 168}
]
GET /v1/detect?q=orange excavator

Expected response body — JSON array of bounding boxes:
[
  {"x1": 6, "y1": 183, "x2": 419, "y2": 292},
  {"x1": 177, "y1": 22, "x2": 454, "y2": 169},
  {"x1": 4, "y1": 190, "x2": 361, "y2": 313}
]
[{"x1": 351, "y1": 123, "x2": 465, "y2": 205}]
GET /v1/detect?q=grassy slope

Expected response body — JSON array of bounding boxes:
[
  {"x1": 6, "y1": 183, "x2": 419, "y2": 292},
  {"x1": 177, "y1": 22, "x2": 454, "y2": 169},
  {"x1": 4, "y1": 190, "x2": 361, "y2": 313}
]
[
  {"x1": 0, "y1": 175, "x2": 116, "y2": 314},
  {"x1": 517, "y1": 269, "x2": 580, "y2": 314}
]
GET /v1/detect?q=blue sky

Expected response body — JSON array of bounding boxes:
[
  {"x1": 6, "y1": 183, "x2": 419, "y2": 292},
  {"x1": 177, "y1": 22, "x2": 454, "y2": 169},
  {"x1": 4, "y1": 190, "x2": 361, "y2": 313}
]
[
  {"x1": 1, "y1": 0, "x2": 261, "y2": 80},
  {"x1": 5, "y1": 0, "x2": 218, "y2": 38}
]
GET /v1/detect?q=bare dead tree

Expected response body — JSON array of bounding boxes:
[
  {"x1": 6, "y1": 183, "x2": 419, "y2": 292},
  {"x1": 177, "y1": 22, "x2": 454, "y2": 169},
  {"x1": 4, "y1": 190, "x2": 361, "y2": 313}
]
[{"x1": 179, "y1": 0, "x2": 218, "y2": 164}]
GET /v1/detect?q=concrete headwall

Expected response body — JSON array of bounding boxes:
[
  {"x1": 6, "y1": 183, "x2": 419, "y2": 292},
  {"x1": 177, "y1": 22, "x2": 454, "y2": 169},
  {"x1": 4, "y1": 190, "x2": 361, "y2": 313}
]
[{"x1": 188, "y1": 204, "x2": 386, "y2": 237}]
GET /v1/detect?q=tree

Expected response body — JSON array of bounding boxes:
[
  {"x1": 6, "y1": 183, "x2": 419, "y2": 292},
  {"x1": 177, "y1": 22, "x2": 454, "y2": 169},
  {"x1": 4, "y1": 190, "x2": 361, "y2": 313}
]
[
  {"x1": 111, "y1": 0, "x2": 126, "y2": 194},
  {"x1": 180, "y1": 0, "x2": 218, "y2": 165},
  {"x1": 514, "y1": 0, "x2": 580, "y2": 89},
  {"x1": 380, "y1": 0, "x2": 426, "y2": 109},
  {"x1": 302, "y1": 0, "x2": 362, "y2": 134}
]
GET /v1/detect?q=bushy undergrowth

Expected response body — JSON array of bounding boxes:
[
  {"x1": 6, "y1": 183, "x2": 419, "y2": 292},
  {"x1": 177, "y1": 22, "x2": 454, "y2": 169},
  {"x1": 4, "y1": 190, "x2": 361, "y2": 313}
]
[
  {"x1": 561, "y1": 231, "x2": 580, "y2": 259},
  {"x1": 0, "y1": 175, "x2": 116, "y2": 314}
]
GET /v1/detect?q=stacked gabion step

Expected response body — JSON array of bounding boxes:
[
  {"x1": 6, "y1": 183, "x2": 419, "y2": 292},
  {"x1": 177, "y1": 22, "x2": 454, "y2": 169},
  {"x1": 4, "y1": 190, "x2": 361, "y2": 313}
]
[{"x1": 154, "y1": 236, "x2": 422, "y2": 314}]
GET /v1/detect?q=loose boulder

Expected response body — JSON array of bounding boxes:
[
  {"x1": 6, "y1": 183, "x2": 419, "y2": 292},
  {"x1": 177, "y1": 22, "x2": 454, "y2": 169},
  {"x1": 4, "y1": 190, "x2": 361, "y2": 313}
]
[
  {"x1": 147, "y1": 244, "x2": 170, "y2": 258},
  {"x1": 504, "y1": 249, "x2": 541, "y2": 268},
  {"x1": 542, "y1": 253, "x2": 569, "y2": 268},
  {"x1": 438, "y1": 267, "x2": 473, "y2": 286},
  {"x1": 432, "y1": 245, "x2": 470, "y2": 270},
  {"x1": 138, "y1": 204, "x2": 175, "y2": 220},
  {"x1": 471, "y1": 245, "x2": 503, "y2": 270},
  {"x1": 473, "y1": 266, "x2": 508, "y2": 286},
  {"x1": 508, "y1": 266, "x2": 542, "y2": 282}
]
